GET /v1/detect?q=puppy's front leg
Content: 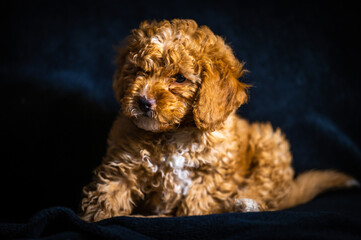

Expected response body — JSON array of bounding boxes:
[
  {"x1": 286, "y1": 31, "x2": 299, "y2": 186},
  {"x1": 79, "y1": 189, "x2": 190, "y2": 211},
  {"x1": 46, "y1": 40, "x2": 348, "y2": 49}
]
[
  {"x1": 80, "y1": 163, "x2": 142, "y2": 222},
  {"x1": 175, "y1": 180, "x2": 223, "y2": 216}
]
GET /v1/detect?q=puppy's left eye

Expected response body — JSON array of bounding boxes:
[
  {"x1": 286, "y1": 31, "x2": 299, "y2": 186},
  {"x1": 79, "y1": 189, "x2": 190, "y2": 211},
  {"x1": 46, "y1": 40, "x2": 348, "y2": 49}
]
[{"x1": 173, "y1": 74, "x2": 187, "y2": 83}]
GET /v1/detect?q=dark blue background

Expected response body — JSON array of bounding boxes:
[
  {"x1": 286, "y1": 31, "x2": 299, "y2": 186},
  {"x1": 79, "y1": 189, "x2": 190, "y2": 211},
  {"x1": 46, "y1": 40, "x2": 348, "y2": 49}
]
[{"x1": 1, "y1": 0, "x2": 361, "y2": 238}]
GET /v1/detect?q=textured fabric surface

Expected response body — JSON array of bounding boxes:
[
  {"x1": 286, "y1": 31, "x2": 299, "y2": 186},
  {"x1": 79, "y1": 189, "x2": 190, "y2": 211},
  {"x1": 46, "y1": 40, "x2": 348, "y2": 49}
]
[
  {"x1": 1, "y1": 0, "x2": 360, "y2": 239},
  {"x1": 1, "y1": 206, "x2": 361, "y2": 240}
]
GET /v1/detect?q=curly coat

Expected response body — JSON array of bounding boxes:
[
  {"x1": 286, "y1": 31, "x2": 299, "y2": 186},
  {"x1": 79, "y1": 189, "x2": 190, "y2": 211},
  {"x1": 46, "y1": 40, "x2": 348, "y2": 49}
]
[{"x1": 80, "y1": 19, "x2": 357, "y2": 222}]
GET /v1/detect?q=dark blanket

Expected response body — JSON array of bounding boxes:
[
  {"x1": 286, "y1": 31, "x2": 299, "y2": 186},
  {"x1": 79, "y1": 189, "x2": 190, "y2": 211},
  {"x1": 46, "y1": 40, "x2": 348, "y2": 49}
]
[
  {"x1": 1, "y1": 205, "x2": 361, "y2": 240},
  {"x1": 1, "y1": 0, "x2": 361, "y2": 239}
]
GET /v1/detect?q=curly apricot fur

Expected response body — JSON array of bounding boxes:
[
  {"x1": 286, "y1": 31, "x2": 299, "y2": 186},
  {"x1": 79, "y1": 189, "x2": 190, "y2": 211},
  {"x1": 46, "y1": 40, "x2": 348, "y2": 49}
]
[{"x1": 80, "y1": 19, "x2": 357, "y2": 222}]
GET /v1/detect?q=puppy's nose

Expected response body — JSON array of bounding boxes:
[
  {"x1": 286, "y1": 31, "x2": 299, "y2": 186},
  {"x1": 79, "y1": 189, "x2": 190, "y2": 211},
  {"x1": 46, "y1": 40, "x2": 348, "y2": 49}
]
[{"x1": 138, "y1": 96, "x2": 152, "y2": 113}]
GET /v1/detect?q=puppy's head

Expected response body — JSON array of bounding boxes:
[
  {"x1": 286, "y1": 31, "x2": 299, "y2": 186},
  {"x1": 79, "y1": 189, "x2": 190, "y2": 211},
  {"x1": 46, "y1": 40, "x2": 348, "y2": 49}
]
[{"x1": 114, "y1": 19, "x2": 249, "y2": 132}]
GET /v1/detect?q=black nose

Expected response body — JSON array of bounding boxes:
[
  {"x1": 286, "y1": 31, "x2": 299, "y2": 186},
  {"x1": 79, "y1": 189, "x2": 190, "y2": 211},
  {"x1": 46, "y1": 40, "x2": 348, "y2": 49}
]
[{"x1": 138, "y1": 96, "x2": 152, "y2": 112}]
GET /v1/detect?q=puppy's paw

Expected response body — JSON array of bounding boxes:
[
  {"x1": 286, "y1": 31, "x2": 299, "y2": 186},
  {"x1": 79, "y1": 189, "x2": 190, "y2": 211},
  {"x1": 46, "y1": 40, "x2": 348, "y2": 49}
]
[
  {"x1": 234, "y1": 198, "x2": 261, "y2": 212},
  {"x1": 346, "y1": 179, "x2": 360, "y2": 188}
]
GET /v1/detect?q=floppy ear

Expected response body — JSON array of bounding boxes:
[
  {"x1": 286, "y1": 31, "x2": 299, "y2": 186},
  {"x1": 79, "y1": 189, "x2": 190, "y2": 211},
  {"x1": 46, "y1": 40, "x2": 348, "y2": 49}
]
[
  {"x1": 193, "y1": 59, "x2": 249, "y2": 131},
  {"x1": 112, "y1": 45, "x2": 130, "y2": 104}
]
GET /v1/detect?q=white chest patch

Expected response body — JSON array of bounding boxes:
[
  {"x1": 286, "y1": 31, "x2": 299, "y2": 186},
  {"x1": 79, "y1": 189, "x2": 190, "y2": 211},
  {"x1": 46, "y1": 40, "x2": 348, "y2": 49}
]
[{"x1": 168, "y1": 153, "x2": 192, "y2": 195}]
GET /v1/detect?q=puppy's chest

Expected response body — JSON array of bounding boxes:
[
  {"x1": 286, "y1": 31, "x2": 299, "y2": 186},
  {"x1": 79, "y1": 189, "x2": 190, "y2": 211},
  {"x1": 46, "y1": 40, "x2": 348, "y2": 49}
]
[
  {"x1": 140, "y1": 147, "x2": 196, "y2": 196},
  {"x1": 137, "y1": 130, "x2": 235, "y2": 196}
]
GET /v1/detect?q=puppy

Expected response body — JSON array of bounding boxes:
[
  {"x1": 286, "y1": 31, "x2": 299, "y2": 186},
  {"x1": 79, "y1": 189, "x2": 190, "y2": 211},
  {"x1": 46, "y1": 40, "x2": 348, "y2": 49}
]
[{"x1": 80, "y1": 19, "x2": 358, "y2": 222}]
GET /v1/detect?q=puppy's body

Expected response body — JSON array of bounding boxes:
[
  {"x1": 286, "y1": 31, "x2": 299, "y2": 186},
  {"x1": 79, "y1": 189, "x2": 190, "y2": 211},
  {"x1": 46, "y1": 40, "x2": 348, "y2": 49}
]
[{"x1": 80, "y1": 19, "x2": 357, "y2": 222}]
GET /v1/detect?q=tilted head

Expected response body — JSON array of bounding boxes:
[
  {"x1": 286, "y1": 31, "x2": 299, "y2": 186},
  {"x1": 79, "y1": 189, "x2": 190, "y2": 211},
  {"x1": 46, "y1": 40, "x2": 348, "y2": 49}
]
[{"x1": 113, "y1": 19, "x2": 249, "y2": 132}]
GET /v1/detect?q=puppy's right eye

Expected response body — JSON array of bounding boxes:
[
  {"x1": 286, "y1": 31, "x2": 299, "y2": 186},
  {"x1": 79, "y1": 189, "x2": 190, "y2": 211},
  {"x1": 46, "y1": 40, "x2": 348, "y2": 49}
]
[{"x1": 173, "y1": 74, "x2": 187, "y2": 83}]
